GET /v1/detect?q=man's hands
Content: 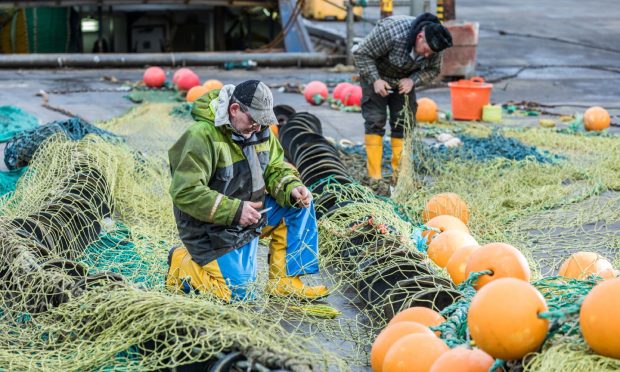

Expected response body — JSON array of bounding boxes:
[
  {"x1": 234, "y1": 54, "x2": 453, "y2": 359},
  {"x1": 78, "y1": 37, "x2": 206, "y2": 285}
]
[
  {"x1": 374, "y1": 78, "x2": 415, "y2": 96},
  {"x1": 291, "y1": 186, "x2": 313, "y2": 208},
  {"x1": 398, "y1": 78, "x2": 414, "y2": 94},
  {"x1": 239, "y1": 201, "x2": 263, "y2": 226},
  {"x1": 373, "y1": 79, "x2": 392, "y2": 97}
]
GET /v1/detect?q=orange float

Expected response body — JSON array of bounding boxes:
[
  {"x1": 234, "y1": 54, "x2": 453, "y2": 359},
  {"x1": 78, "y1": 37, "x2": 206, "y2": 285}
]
[
  {"x1": 427, "y1": 230, "x2": 478, "y2": 268},
  {"x1": 383, "y1": 333, "x2": 449, "y2": 372},
  {"x1": 186, "y1": 86, "x2": 209, "y2": 103},
  {"x1": 371, "y1": 321, "x2": 435, "y2": 372},
  {"x1": 422, "y1": 192, "x2": 469, "y2": 224},
  {"x1": 203, "y1": 79, "x2": 224, "y2": 92},
  {"x1": 430, "y1": 347, "x2": 494, "y2": 372},
  {"x1": 143, "y1": 66, "x2": 166, "y2": 88},
  {"x1": 558, "y1": 251, "x2": 616, "y2": 280},
  {"x1": 583, "y1": 106, "x2": 611, "y2": 131},
  {"x1": 388, "y1": 307, "x2": 445, "y2": 336},
  {"x1": 416, "y1": 97, "x2": 438, "y2": 123},
  {"x1": 580, "y1": 278, "x2": 620, "y2": 358},
  {"x1": 270, "y1": 125, "x2": 279, "y2": 137},
  {"x1": 446, "y1": 245, "x2": 480, "y2": 285},
  {"x1": 465, "y1": 243, "x2": 531, "y2": 289},
  {"x1": 467, "y1": 278, "x2": 549, "y2": 360},
  {"x1": 422, "y1": 215, "x2": 470, "y2": 244}
]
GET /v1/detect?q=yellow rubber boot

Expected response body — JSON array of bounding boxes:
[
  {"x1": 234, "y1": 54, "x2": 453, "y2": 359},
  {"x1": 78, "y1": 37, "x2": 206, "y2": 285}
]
[
  {"x1": 365, "y1": 134, "x2": 384, "y2": 179},
  {"x1": 391, "y1": 137, "x2": 404, "y2": 177},
  {"x1": 266, "y1": 222, "x2": 329, "y2": 300},
  {"x1": 166, "y1": 246, "x2": 232, "y2": 302},
  {"x1": 267, "y1": 276, "x2": 329, "y2": 300}
]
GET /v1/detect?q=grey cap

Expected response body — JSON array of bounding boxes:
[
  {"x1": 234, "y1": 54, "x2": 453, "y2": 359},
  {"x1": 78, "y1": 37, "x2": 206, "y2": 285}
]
[{"x1": 232, "y1": 80, "x2": 278, "y2": 127}]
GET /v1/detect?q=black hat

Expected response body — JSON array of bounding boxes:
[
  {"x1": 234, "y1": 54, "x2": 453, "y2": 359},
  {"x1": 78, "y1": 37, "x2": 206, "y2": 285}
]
[{"x1": 424, "y1": 22, "x2": 453, "y2": 52}]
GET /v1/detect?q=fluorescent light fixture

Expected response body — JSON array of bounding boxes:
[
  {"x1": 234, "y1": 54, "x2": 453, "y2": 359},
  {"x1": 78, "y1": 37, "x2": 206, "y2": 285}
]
[{"x1": 81, "y1": 18, "x2": 99, "y2": 33}]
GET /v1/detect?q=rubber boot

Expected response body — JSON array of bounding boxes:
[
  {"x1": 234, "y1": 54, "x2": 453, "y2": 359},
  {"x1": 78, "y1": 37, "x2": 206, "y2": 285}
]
[
  {"x1": 266, "y1": 223, "x2": 329, "y2": 300},
  {"x1": 365, "y1": 134, "x2": 383, "y2": 179},
  {"x1": 391, "y1": 137, "x2": 404, "y2": 180}
]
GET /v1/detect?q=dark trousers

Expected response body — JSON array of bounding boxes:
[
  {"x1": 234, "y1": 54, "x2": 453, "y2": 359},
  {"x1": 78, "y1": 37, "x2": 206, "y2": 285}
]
[{"x1": 361, "y1": 79, "x2": 418, "y2": 139}]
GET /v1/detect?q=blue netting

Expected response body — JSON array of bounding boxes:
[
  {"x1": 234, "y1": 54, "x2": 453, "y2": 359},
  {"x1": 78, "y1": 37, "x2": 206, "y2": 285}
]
[
  {"x1": 0, "y1": 167, "x2": 27, "y2": 197},
  {"x1": 433, "y1": 131, "x2": 561, "y2": 163},
  {"x1": 4, "y1": 117, "x2": 123, "y2": 170},
  {"x1": 0, "y1": 106, "x2": 39, "y2": 142},
  {"x1": 79, "y1": 222, "x2": 165, "y2": 288},
  {"x1": 341, "y1": 130, "x2": 560, "y2": 165}
]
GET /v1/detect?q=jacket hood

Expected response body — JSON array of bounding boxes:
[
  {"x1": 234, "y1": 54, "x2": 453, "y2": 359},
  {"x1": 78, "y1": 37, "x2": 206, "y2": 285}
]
[{"x1": 190, "y1": 85, "x2": 236, "y2": 126}]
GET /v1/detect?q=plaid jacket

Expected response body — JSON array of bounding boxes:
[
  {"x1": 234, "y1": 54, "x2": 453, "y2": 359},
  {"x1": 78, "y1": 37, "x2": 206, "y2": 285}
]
[{"x1": 353, "y1": 15, "x2": 443, "y2": 88}]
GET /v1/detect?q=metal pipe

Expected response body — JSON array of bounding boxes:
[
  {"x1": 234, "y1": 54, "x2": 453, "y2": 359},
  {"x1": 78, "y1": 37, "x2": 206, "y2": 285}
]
[
  {"x1": 345, "y1": 1, "x2": 354, "y2": 66},
  {"x1": 0, "y1": 52, "x2": 337, "y2": 68}
]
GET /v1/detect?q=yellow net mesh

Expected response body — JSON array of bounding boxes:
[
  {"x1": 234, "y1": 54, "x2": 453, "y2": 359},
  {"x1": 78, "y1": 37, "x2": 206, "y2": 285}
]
[{"x1": 1, "y1": 94, "x2": 619, "y2": 370}]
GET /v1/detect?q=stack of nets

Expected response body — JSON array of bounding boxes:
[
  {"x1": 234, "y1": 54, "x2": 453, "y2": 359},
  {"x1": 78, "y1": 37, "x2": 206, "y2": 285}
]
[{"x1": 1, "y1": 86, "x2": 618, "y2": 371}]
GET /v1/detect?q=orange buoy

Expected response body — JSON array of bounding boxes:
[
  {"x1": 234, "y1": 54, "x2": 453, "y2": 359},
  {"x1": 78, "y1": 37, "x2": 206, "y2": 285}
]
[
  {"x1": 427, "y1": 230, "x2": 478, "y2": 268},
  {"x1": 143, "y1": 66, "x2": 166, "y2": 88},
  {"x1": 383, "y1": 333, "x2": 449, "y2": 372},
  {"x1": 203, "y1": 79, "x2": 224, "y2": 92},
  {"x1": 388, "y1": 307, "x2": 445, "y2": 336},
  {"x1": 430, "y1": 347, "x2": 494, "y2": 372},
  {"x1": 583, "y1": 106, "x2": 611, "y2": 131},
  {"x1": 467, "y1": 278, "x2": 549, "y2": 360},
  {"x1": 422, "y1": 215, "x2": 470, "y2": 244},
  {"x1": 341, "y1": 85, "x2": 362, "y2": 107},
  {"x1": 580, "y1": 278, "x2": 620, "y2": 358},
  {"x1": 416, "y1": 97, "x2": 438, "y2": 123},
  {"x1": 332, "y1": 82, "x2": 353, "y2": 103},
  {"x1": 558, "y1": 251, "x2": 616, "y2": 280},
  {"x1": 371, "y1": 321, "x2": 435, "y2": 372},
  {"x1": 422, "y1": 193, "x2": 469, "y2": 224},
  {"x1": 446, "y1": 245, "x2": 480, "y2": 285},
  {"x1": 465, "y1": 242, "x2": 531, "y2": 289},
  {"x1": 303, "y1": 81, "x2": 328, "y2": 105},
  {"x1": 176, "y1": 71, "x2": 201, "y2": 91},
  {"x1": 186, "y1": 86, "x2": 209, "y2": 103},
  {"x1": 269, "y1": 125, "x2": 279, "y2": 137},
  {"x1": 172, "y1": 68, "x2": 193, "y2": 84}
]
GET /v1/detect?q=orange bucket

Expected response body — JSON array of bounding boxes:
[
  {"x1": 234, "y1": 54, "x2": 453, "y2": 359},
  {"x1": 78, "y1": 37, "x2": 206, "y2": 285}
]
[{"x1": 448, "y1": 77, "x2": 493, "y2": 120}]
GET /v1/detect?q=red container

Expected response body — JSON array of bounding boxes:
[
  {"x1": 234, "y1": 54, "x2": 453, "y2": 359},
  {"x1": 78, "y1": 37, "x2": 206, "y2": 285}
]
[{"x1": 448, "y1": 77, "x2": 493, "y2": 121}]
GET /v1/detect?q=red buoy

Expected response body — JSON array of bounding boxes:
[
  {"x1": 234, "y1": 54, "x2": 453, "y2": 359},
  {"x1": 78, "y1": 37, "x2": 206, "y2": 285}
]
[
  {"x1": 143, "y1": 66, "x2": 166, "y2": 88},
  {"x1": 341, "y1": 85, "x2": 362, "y2": 107},
  {"x1": 303, "y1": 81, "x2": 328, "y2": 105},
  {"x1": 176, "y1": 71, "x2": 201, "y2": 91},
  {"x1": 173, "y1": 68, "x2": 193, "y2": 84},
  {"x1": 332, "y1": 82, "x2": 353, "y2": 103}
]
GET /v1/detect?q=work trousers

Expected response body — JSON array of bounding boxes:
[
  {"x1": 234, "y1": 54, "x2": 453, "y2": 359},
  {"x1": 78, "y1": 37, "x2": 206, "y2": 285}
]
[
  {"x1": 361, "y1": 79, "x2": 418, "y2": 138},
  {"x1": 166, "y1": 195, "x2": 319, "y2": 302}
]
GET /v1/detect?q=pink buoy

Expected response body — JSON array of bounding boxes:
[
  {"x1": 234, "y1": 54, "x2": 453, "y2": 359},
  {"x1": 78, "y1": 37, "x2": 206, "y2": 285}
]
[{"x1": 143, "y1": 66, "x2": 166, "y2": 88}]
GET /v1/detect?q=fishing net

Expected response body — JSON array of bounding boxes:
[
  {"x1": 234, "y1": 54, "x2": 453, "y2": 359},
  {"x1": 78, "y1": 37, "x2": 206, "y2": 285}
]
[
  {"x1": 0, "y1": 106, "x2": 39, "y2": 142},
  {"x1": 0, "y1": 82, "x2": 618, "y2": 371}
]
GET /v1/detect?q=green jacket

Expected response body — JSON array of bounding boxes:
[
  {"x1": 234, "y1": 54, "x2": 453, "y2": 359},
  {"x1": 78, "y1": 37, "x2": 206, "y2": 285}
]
[{"x1": 168, "y1": 89, "x2": 303, "y2": 265}]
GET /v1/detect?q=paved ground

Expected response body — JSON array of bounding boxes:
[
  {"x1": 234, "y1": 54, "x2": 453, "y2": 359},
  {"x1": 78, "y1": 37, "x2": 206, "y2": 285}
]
[{"x1": 0, "y1": 0, "x2": 618, "y2": 142}]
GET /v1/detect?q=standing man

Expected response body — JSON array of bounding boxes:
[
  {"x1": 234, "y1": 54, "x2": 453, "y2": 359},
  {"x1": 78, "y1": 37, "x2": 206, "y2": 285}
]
[
  {"x1": 353, "y1": 13, "x2": 452, "y2": 179},
  {"x1": 166, "y1": 80, "x2": 328, "y2": 302}
]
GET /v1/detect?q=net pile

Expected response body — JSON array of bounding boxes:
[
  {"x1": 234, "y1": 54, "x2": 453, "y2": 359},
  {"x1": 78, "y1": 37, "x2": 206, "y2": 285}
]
[{"x1": 0, "y1": 85, "x2": 618, "y2": 371}]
